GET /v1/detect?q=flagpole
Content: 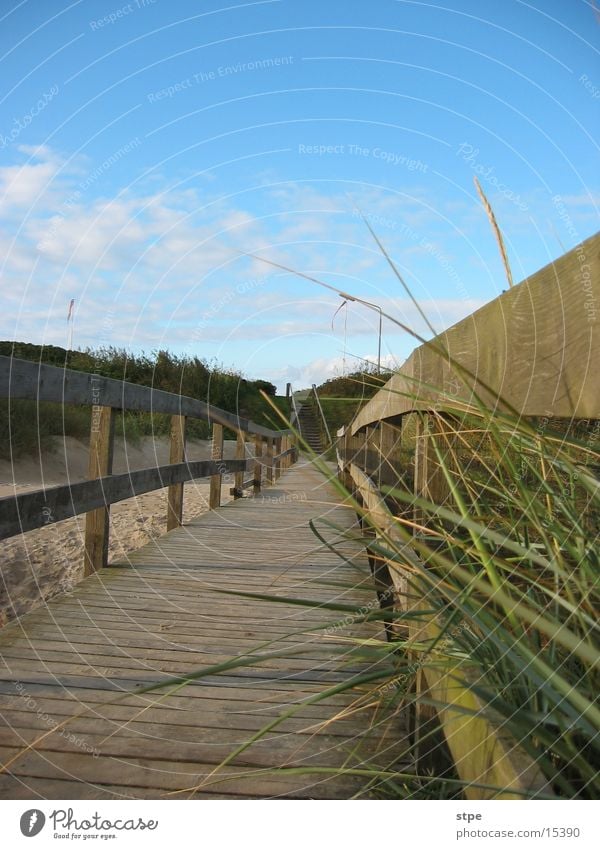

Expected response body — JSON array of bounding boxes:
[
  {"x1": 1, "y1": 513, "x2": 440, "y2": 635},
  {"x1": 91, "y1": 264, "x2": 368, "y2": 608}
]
[{"x1": 67, "y1": 299, "x2": 75, "y2": 351}]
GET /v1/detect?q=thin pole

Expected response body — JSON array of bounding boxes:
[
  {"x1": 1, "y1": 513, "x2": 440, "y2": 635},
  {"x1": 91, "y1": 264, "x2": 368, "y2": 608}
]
[
  {"x1": 377, "y1": 307, "x2": 382, "y2": 374},
  {"x1": 339, "y1": 292, "x2": 383, "y2": 375}
]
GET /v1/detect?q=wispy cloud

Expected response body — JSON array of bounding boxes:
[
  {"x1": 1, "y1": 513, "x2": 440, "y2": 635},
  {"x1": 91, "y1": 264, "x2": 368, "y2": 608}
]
[{"x1": 0, "y1": 144, "x2": 533, "y2": 388}]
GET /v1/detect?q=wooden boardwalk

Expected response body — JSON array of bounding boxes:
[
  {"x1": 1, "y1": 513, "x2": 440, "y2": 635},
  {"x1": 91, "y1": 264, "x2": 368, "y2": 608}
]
[{"x1": 0, "y1": 460, "x2": 408, "y2": 799}]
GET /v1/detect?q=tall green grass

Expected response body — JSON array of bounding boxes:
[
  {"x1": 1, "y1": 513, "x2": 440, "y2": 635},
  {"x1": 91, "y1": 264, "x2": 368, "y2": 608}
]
[{"x1": 366, "y1": 403, "x2": 600, "y2": 798}]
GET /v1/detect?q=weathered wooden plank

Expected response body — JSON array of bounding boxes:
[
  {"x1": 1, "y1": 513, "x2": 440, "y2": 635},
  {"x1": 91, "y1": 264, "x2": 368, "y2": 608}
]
[
  {"x1": 265, "y1": 437, "x2": 274, "y2": 484},
  {"x1": 253, "y1": 434, "x2": 263, "y2": 493},
  {"x1": 166, "y1": 415, "x2": 186, "y2": 531},
  {"x1": 83, "y1": 406, "x2": 115, "y2": 575},
  {"x1": 0, "y1": 723, "x2": 405, "y2": 771},
  {"x1": 0, "y1": 745, "x2": 370, "y2": 799},
  {"x1": 0, "y1": 356, "x2": 287, "y2": 439},
  {"x1": 209, "y1": 423, "x2": 224, "y2": 509},
  {"x1": 0, "y1": 462, "x2": 406, "y2": 800},
  {"x1": 0, "y1": 648, "x2": 367, "y2": 678},
  {"x1": 351, "y1": 232, "x2": 600, "y2": 432},
  {"x1": 0, "y1": 459, "x2": 249, "y2": 541},
  {"x1": 232, "y1": 430, "x2": 246, "y2": 499},
  {"x1": 376, "y1": 419, "x2": 401, "y2": 490},
  {"x1": 272, "y1": 447, "x2": 296, "y2": 464}
]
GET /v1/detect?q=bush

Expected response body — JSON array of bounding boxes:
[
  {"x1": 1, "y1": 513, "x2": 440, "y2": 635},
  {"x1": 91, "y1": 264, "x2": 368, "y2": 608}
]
[{"x1": 0, "y1": 343, "x2": 287, "y2": 455}]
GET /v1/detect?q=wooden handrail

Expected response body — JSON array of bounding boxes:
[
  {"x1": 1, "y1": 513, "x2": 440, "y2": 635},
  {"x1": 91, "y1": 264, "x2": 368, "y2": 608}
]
[
  {"x1": 329, "y1": 237, "x2": 600, "y2": 798},
  {"x1": 0, "y1": 356, "x2": 296, "y2": 571},
  {"x1": 0, "y1": 355, "x2": 288, "y2": 439},
  {"x1": 0, "y1": 459, "x2": 250, "y2": 540},
  {"x1": 350, "y1": 231, "x2": 600, "y2": 433}
]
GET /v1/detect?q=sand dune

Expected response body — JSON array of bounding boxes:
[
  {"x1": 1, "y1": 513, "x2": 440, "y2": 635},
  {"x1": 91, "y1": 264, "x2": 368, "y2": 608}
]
[{"x1": 0, "y1": 436, "x2": 247, "y2": 627}]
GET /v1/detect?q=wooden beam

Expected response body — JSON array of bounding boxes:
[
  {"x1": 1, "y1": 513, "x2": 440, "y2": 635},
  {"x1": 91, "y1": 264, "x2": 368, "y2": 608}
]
[
  {"x1": 351, "y1": 232, "x2": 600, "y2": 431},
  {"x1": 265, "y1": 437, "x2": 274, "y2": 484},
  {"x1": 233, "y1": 430, "x2": 246, "y2": 498},
  {"x1": 412, "y1": 612, "x2": 551, "y2": 799},
  {"x1": 209, "y1": 423, "x2": 224, "y2": 509},
  {"x1": 253, "y1": 435, "x2": 263, "y2": 493},
  {"x1": 274, "y1": 437, "x2": 282, "y2": 480},
  {"x1": 378, "y1": 419, "x2": 402, "y2": 491},
  {"x1": 281, "y1": 435, "x2": 288, "y2": 471},
  {"x1": 411, "y1": 413, "x2": 452, "y2": 765},
  {"x1": 413, "y1": 412, "x2": 454, "y2": 529},
  {"x1": 0, "y1": 458, "x2": 251, "y2": 540},
  {"x1": 0, "y1": 357, "x2": 288, "y2": 440},
  {"x1": 167, "y1": 415, "x2": 186, "y2": 531},
  {"x1": 83, "y1": 405, "x2": 115, "y2": 576}
]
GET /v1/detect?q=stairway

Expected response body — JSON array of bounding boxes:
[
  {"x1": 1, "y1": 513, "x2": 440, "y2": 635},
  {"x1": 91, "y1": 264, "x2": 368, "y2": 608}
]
[{"x1": 296, "y1": 403, "x2": 324, "y2": 453}]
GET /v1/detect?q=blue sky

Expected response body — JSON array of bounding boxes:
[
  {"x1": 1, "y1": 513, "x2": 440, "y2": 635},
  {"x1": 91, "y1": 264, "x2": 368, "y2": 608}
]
[{"x1": 0, "y1": 0, "x2": 598, "y2": 391}]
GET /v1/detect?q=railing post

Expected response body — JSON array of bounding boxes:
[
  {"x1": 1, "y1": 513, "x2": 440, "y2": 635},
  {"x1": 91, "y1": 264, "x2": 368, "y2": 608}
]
[
  {"x1": 265, "y1": 436, "x2": 274, "y2": 484},
  {"x1": 167, "y1": 414, "x2": 186, "y2": 531},
  {"x1": 340, "y1": 429, "x2": 352, "y2": 493},
  {"x1": 233, "y1": 429, "x2": 246, "y2": 498},
  {"x1": 379, "y1": 420, "x2": 402, "y2": 492},
  {"x1": 209, "y1": 423, "x2": 224, "y2": 509},
  {"x1": 253, "y1": 434, "x2": 263, "y2": 493},
  {"x1": 411, "y1": 411, "x2": 453, "y2": 770},
  {"x1": 283, "y1": 435, "x2": 290, "y2": 470},
  {"x1": 361, "y1": 428, "x2": 369, "y2": 472},
  {"x1": 365, "y1": 425, "x2": 374, "y2": 480},
  {"x1": 274, "y1": 436, "x2": 282, "y2": 479},
  {"x1": 84, "y1": 405, "x2": 115, "y2": 576},
  {"x1": 413, "y1": 414, "x2": 430, "y2": 529},
  {"x1": 414, "y1": 412, "x2": 451, "y2": 527}
]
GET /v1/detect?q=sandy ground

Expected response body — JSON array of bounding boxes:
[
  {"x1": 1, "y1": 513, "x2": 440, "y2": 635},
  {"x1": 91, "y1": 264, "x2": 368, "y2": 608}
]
[{"x1": 0, "y1": 436, "x2": 248, "y2": 627}]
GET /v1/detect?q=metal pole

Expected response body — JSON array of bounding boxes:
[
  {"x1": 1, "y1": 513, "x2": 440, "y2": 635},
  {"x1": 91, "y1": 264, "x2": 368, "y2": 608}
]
[
  {"x1": 340, "y1": 292, "x2": 383, "y2": 374},
  {"x1": 377, "y1": 307, "x2": 382, "y2": 374}
]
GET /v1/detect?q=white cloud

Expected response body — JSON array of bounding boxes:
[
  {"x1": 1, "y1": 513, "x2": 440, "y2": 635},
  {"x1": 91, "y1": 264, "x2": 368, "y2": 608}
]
[
  {"x1": 267, "y1": 350, "x2": 406, "y2": 393},
  {"x1": 0, "y1": 148, "x2": 497, "y2": 388},
  {"x1": 0, "y1": 158, "x2": 61, "y2": 213}
]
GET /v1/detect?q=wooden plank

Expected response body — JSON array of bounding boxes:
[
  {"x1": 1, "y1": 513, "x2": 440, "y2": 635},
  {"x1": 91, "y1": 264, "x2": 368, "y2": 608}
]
[
  {"x1": 0, "y1": 462, "x2": 408, "y2": 800},
  {"x1": 274, "y1": 437, "x2": 282, "y2": 479},
  {"x1": 351, "y1": 232, "x2": 600, "y2": 432},
  {"x1": 0, "y1": 687, "x2": 355, "y2": 717},
  {"x1": 166, "y1": 415, "x2": 186, "y2": 531},
  {"x1": 0, "y1": 356, "x2": 287, "y2": 439},
  {"x1": 0, "y1": 723, "x2": 406, "y2": 771},
  {"x1": 253, "y1": 435, "x2": 263, "y2": 493},
  {"x1": 83, "y1": 405, "x2": 115, "y2": 575},
  {"x1": 0, "y1": 459, "x2": 249, "y2": 541},
  {"x1": 378, "y1": 419, "x2": 402, "y2": 490},
  {"x1": 265, "y1": 436, "x2": 274, "y2": 484},
  {"x1": 413, "y1": 614, "x2": 551, "y2": 799},
  {"x1": 209, "y1": 423, "x2": 224, "y2": 509},
  {"x1": 0, "y1": 745, "x2": 370, "y2": 799},
  {"x1": 232, "y1": 430, "x2": 246, "y2": 499},
  {"x1": 414, "y1": 413, "x2": 452, "y2": 517},
  {"x1": 280, "y1": 435, "x2": 287, "y2": 471}
]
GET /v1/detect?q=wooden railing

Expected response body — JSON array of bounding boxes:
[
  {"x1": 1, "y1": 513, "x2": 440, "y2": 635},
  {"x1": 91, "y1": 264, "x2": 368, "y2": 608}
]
[
  {"x1": 0, "y1": 356, "x2": 295, "y2": 574},
  {"x1": 311, "y1": 383, "x2": 332, "y2": 447},
  {"x1": 336, "y1": 231, "x2": 600, "y2": 798}
]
